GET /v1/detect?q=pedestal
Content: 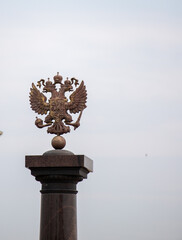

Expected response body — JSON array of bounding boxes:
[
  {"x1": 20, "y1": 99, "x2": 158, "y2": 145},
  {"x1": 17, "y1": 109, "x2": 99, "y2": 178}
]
[{"x1": 25, "y1": 154, "x2": 93, "y2": 240}]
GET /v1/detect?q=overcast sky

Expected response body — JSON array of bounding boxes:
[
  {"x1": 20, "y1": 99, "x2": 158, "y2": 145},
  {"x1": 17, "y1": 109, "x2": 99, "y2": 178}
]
[{"x1": 0, "y1": 0, "x2": 182, "y2": 240}]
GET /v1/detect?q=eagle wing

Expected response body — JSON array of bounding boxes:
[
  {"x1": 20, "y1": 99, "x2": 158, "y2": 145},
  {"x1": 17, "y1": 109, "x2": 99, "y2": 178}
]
[
  {"x1": 67, "y1": 81, "x2": 87, "y2": 113},
  {"x1": 29, "y1": 83, "x2": 50, "y2": 115}
]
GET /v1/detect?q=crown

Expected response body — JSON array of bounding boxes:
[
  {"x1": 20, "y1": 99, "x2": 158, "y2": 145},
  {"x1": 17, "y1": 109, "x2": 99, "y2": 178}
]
[{"x1": 53, "y1": 72, "x2": 63, "y2": 85}]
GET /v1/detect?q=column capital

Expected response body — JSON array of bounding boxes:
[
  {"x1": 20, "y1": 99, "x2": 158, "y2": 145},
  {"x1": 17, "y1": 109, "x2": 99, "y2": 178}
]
[{"x1": 25, "y1": 154, "x2": 93, "y2": 193}]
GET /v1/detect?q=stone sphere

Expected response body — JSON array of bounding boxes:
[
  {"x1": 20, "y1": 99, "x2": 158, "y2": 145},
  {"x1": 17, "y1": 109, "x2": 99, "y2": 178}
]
[{"x1": 51, "y1": 136, "x2": 66, "y2": 149}]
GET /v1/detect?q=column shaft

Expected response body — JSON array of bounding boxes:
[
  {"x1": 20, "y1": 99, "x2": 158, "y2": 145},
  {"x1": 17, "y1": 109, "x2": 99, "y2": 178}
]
[{"x1": 40, "y1": 193, "x2": 77, "y2": 240}]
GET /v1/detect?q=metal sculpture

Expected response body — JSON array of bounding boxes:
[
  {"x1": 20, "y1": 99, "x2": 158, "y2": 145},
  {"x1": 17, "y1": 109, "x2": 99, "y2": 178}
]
[{"x1": 29, "y1": 72, "x2": 87, "y2": 149}]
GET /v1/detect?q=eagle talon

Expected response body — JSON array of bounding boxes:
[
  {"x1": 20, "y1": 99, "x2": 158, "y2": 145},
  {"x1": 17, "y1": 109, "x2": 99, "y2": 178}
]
[{"x1": 35, "y1": 117, "x2": 52, "y2": 128}]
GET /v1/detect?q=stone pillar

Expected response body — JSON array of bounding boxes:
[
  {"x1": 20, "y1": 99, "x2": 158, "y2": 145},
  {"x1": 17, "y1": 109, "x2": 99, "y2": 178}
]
[{"x1": 25, "y1": 154, "x2": 93, "y2": 240}]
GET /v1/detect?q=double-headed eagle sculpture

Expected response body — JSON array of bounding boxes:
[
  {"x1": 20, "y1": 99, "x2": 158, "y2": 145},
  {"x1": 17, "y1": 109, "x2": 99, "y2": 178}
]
[{"x1": 29, "y1": 72, "x2": 87, "y2": 149}]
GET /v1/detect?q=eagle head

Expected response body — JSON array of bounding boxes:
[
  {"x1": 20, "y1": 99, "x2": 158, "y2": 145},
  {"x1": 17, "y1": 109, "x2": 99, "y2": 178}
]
[
  {"x1": 43, "y1": 78, "x2": 56, "y2": 93},
  {"x1": 64, "y1": 79, "x2": 73, "y2": 92}
]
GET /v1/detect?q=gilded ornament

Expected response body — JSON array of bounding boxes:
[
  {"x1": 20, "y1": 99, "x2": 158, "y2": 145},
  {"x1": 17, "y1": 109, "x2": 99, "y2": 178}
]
[{"x1": 29, "y1": 72, "x2": 87, "y2": 149}]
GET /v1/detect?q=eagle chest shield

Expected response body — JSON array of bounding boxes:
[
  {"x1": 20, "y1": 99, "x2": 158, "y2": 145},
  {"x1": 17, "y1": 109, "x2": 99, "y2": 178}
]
[{"x1": 50, "y1": 98, "x2": 66, "y2": 118}]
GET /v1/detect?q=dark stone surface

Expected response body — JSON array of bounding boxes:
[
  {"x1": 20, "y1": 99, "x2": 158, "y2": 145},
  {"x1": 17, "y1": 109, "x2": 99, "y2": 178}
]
[
  {"x1": 43, "y1": 149, "x2": 74, "y2": 156},
  {"x1": 25, "y1": 154, "x2": 93, "y2": 240},
  {"x1": 25, "y1": 154, "x2": 93, "y2": 172},
  {"x1": 40, "y1": 193, "x2": 77, "y2": 240}
]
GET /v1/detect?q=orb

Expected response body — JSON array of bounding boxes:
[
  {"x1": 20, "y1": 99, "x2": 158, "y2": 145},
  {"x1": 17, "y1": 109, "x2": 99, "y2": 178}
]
[{"x1": 51, "y1": 136, "x2": 66, "y2": 149}]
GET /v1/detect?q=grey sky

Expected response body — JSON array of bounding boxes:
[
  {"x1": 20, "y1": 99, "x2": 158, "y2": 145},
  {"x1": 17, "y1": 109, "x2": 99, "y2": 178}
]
[{"x1": 0, "y1": 0, "x2": 182, "y2": 239}]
